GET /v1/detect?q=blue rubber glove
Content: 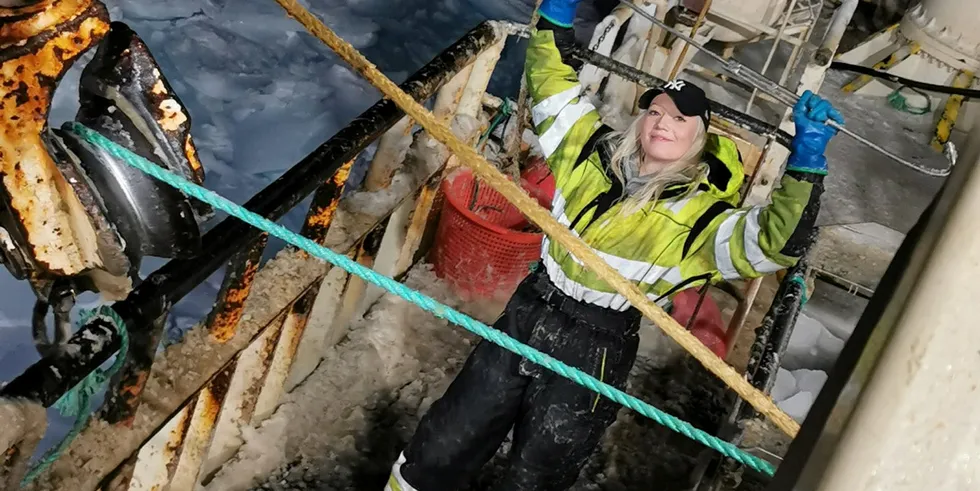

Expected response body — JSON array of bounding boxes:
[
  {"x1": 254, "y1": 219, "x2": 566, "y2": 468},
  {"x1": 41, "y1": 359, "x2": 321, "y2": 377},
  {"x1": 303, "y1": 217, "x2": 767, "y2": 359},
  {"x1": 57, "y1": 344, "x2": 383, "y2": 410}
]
[
  {"x1": 786, "y1": 90, "x2": 844, "y2": 175},
  {"x1": 539, "y1": 0, "x2": 581, "y2": 28}
]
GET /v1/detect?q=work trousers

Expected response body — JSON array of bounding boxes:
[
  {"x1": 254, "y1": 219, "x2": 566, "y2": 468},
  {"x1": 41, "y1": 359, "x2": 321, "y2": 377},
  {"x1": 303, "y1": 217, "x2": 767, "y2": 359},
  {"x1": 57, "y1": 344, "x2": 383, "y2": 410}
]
[{"x1": 390, "y1": 268, "x2": 642, "y2": 491}]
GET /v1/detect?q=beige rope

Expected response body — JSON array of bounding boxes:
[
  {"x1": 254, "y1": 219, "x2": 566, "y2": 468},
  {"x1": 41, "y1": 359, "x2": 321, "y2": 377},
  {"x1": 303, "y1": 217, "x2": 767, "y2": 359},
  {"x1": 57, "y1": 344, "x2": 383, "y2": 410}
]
[
  {"x1": 505, "y1": 0, "x2": 546, "y2": 180},
  {"x1": 668, "y1": 0, "x2": 713, "y2": 80},
  {"x1": 273, "y1": 0, "x2": 800, "y2": 438}
]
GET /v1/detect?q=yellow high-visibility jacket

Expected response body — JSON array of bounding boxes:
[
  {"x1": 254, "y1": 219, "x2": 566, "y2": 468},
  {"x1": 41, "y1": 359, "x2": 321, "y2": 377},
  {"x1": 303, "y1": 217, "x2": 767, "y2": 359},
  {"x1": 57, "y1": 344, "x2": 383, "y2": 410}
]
[{"x1": 527, "y1": 26, "x2": 820, "y2": 311}]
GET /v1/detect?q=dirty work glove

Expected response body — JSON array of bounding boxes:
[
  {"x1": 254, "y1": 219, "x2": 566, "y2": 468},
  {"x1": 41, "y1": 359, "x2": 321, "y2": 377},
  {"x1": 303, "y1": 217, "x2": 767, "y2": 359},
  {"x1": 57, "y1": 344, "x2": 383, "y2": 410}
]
[
  {"x1": 786, "y1": 90, "x2": 844, "y2": 175},
  {"x1": 539, "y1": 0, "x2": 581, "y2": 28}
]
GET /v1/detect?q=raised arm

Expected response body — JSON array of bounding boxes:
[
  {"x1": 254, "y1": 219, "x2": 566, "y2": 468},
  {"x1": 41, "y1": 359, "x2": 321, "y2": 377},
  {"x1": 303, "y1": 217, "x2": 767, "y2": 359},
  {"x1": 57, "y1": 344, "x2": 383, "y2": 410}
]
[
  {"x1": 682, "y1": 91, "x2": 837, "y2": 280},
  {"x1": 526, "y1": 0, "x2": 604, "y2": 181}
]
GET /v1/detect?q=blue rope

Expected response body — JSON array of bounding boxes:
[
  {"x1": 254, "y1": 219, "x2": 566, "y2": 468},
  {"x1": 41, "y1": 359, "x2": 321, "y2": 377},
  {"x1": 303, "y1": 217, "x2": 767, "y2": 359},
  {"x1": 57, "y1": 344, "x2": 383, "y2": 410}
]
[
  {"x1": 66, "y1": 122, "x2": 776, "y2": 476},
  {"x1": 21, "y1": 306, "x2": 129, "y2": 486}
]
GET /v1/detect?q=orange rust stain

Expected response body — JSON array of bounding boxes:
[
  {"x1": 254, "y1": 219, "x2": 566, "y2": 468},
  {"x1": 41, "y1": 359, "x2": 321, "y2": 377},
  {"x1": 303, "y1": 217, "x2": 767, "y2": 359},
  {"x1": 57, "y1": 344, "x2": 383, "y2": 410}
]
[
  {"x1": 184, "y1": 134, "x2": 203, "y2": 174},
  {"x1": 3, "y1": 445, "x2": 17, "y2": 463},
  {"x1": 209, "y1": 257, "x2": 261, "y2": 343},
  {"x1": 333, "y1": 159, "x2": 353, "y2": 186},
  {"x1": 157, "y1": 98, "x2": 187, "y2": 132},
  {"x1": 303, "y1": 159, "x2": 354, "y2": 237},
  {"x1": 199, "y1": 362, "x2": 235, "y2": 424},
  {"x1": 282, "y1": 289, "x2": 317, "y2": 359},
  {"x1": 118, "y1": 371, "x2": 150, "y2": 399},
  {"x1": 304, "y1": 201, "x2": 341, "y2": 230},
  {"x1": 286, "y1": 317, "x2": 308, "y2": 354},
  {"x1": 151, "y1": 79, "x2": 166, "y2": 95},
  {"x1": 403, "y1": 185, "x2": 438, "y2": 248},
  {"x1": 257, "y1": 318, "x2": 283, "y2": 371},
  {"x1": 0, "y1": 1, "x2": 57, "y2": 18},
  {"x1": 113, "y1": 370, "x2": 150, "y2": 427},
  {"x1": 163, "y1": 401, "x2": 195, "y2": 480},
  {"x1": 0, "y1": 0, "x2": 109, "y2": 274},
  {"x1": 0, "y1": 0, "x2": 91, "y2": 45}
]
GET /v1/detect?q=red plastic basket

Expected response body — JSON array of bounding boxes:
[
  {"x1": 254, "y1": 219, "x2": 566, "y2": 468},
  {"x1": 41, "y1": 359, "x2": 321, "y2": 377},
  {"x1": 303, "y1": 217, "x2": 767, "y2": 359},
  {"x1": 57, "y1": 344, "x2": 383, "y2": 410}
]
[{"x1": 430, "y1": 167, "x2": 549, "y2": 302}]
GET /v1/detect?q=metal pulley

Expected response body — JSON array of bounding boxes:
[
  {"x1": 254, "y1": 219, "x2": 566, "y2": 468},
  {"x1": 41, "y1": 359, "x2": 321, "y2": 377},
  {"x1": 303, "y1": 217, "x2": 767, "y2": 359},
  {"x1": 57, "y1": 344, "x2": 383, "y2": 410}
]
[{"x1": 0, "y1": 0, "x2": 212, "y2": 356}]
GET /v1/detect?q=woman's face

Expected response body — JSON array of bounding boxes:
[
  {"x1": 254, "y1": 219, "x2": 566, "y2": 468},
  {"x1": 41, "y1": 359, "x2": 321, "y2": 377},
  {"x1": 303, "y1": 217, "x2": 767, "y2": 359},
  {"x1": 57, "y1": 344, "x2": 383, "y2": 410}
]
[{"x1": 639, "y1": 93, "x2": 701, "y2": 167}]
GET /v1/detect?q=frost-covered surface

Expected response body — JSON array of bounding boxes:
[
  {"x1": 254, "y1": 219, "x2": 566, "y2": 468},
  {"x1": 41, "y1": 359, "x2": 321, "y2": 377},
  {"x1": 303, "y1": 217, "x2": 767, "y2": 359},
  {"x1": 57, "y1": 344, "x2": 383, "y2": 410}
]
[
  {"x1": 201, "y1": 265, "x2": 492, "y2": 491},
  {"x1": 770, "y1": 275, "x2": 869, "y2": 424},
  {"x1": 198, "y1": 265, "x2": 742, "y2": 491}
]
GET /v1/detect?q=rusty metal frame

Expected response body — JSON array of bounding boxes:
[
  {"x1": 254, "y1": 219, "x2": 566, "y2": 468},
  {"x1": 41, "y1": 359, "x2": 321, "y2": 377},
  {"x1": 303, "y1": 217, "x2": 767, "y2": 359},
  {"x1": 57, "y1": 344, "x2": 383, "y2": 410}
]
[
  {"x1": 206, "y1": 234, "x2": 271, "y2": 344},
  {"x1": 0, "y1": 20, "x2": 502, "y2": 414},
  {"x1": 127, "y1": 210, "x2": 392, "y2": 491},
  {"x1": 0, "y1": 20, "x2": 506, "y2": 489},
  {"x1": 0, "y1": 0, "x2": 111, "y2": 278},
  {"x1": 113, "y1": 39, "x2": 504, "y2": 485},
  {"x1": 693, "y1": 250, "x2": 813, "y2": 489}
]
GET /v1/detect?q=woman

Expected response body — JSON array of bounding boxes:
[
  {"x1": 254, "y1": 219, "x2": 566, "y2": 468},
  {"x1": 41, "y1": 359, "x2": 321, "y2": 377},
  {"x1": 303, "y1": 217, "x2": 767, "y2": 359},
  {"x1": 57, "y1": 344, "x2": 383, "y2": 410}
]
[{"x1": 385, "y1": 1, "x2": 841, "y2": 489}]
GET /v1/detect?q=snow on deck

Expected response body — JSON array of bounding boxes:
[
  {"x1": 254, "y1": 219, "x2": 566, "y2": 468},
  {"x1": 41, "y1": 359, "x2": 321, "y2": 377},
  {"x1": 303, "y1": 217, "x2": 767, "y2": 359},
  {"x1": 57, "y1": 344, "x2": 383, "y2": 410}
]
[
  {"x1": 197, "y1": 265, "x2": 748, "y2": 491},
  {"x1": 202, "y1": 266, "x2": 492, "y2": 491}
]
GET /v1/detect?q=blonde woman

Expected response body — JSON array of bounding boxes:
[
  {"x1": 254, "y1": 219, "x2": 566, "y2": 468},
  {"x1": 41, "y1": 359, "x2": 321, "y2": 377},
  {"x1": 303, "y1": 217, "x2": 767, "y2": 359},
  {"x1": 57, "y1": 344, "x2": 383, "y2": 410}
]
[{"x1": 385, "y1": 0, "x2": 841, "y2": 489}]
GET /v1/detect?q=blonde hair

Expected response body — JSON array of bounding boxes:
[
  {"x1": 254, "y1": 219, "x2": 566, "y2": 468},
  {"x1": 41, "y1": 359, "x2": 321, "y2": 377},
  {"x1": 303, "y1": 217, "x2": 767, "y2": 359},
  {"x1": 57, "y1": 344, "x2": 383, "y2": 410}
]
[{"x1": 601, "y1": 112, "x2": 708, "y2": 215}]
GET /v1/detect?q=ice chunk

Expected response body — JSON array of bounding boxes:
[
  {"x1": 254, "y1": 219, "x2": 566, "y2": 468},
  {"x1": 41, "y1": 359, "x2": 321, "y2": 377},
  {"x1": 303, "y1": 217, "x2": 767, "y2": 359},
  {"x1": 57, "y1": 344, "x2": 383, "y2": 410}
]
[
  {"x1": 815, "y1": 328, "x2": 846, "y2": 366},
  {"x1": 117, "y1": 2, "x2": 203, "y2": 21},
  {"x1": 778, "y1": 391, "x2": 815, "y2": 423},
  {"x1": 784, "y1": 313, "x2": 847, "y2": 371},
  {"x1": 783, "y1": 313, "x2": 823, "y2": 370},
  {"x1": 792, "y1": 369, "x2": 828, "y2": 397},
  {"x1": 770, "y1": 367, "x2": 798, "y2": 403}
]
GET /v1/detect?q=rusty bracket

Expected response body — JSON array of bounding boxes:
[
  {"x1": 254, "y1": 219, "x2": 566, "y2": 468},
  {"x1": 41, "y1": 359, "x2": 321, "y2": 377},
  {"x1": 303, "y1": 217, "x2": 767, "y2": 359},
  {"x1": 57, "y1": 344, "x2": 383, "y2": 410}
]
[
  {"x1": 1, "y1": 1, "x2": 213, "y2": 302},
  {"x1": 0, "y1": 0, "x2": 111, "y2": 277}
]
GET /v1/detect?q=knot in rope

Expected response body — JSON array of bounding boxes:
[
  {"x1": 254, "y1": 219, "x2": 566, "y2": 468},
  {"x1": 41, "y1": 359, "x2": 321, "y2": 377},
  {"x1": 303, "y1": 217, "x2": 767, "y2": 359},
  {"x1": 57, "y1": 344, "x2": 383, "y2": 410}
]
[{"x1": 22, "y1": 306, "x2": 129, "y2": 485}]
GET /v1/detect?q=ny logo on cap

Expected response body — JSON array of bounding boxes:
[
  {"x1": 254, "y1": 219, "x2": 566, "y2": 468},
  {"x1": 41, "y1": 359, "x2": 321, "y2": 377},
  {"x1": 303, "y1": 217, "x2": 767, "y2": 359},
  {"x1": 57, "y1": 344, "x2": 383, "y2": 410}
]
[{"x1": 664, "y1": 79, "x2": 686, "y2": 91}]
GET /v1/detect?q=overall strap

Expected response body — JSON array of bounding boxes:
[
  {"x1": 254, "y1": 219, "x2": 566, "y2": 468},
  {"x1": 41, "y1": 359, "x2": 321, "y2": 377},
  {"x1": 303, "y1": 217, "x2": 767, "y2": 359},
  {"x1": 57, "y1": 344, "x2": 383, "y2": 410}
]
[
  {"x1": 567, "y1": 125, "x2": 621, "y2": 231},
  {"x1": 682, "y1": 200, "x2": 735, "y2": 258}
]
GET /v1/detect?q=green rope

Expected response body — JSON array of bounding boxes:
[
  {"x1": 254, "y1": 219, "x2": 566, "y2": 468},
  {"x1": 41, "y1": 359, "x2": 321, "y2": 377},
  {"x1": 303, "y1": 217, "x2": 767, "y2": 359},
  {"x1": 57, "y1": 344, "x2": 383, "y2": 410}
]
[
  {"x1": 21, "y1": 306, "x2": 129, "y2": 486},
  {"x1": 478, "y1": 98, "x2": 513, "y2": 148},
  {"x1": 887, "y1": 85, "x2": 932, "y2": 115},
  {"x1": 66, "y1": 122, "x2": 776, "y2": 476},
  {"x1": 788, "y1": 275, "x2": 809, "y2": 307}
]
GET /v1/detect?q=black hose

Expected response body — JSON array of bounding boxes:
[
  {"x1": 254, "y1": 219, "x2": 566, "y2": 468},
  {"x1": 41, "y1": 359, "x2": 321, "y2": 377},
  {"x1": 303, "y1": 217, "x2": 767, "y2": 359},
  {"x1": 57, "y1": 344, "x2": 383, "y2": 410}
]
[{"x1": 830, "y1": 61, "x2": 980, "y2": 97}]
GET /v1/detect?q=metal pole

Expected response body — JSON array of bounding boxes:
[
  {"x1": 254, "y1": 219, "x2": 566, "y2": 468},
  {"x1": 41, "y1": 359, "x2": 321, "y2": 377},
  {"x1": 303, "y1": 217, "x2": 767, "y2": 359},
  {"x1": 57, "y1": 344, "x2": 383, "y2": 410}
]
[
  {"x1": 745, "y1": 0, "x2": 800, "y2": 112},
  {"x1": 668, "y1": 0, "x2": 713, "y2": 80},
  {"x1": 504, "y1": 21, "x2": 795, "y2": 145},
  {"x1": 618, "y1": 0, "x2": 951, "y2": 178},
  {"x1": 568, "y1": 46, "x2": 795, "y2": 148}
]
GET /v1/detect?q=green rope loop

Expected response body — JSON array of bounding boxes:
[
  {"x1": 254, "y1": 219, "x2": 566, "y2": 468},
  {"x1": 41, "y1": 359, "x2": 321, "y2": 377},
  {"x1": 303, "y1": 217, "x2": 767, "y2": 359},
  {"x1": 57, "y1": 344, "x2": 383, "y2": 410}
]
[
  {"x1": 478, "y1": 98, "x2": 513, "y2": 147},
  {"x1": 21, "y1": 306, "x2": 129, "y2": 486},
  {"x1": 887, "y1": 85, "x2": 932, "y2": 115},
  {"x1": 64, "y1": 122, "x2": 777, "y2": 476},
  {"x1": 788, "y1": 275, "x2": 809, "y2": 307}
]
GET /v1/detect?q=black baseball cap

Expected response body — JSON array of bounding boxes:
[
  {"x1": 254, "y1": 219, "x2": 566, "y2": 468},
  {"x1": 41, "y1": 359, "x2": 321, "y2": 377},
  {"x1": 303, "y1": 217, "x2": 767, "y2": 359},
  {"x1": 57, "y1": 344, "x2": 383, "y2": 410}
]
[{"x1": 638, "y1": 79, "x2": 711, "y2": 127}]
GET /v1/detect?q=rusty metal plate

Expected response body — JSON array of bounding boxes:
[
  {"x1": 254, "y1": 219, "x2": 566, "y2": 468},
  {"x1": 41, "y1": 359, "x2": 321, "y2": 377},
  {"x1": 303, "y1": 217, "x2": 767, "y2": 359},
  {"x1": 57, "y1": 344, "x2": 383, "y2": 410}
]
[{"x1": 0, "y1": 0, "x2": 110, "y2": 276}]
